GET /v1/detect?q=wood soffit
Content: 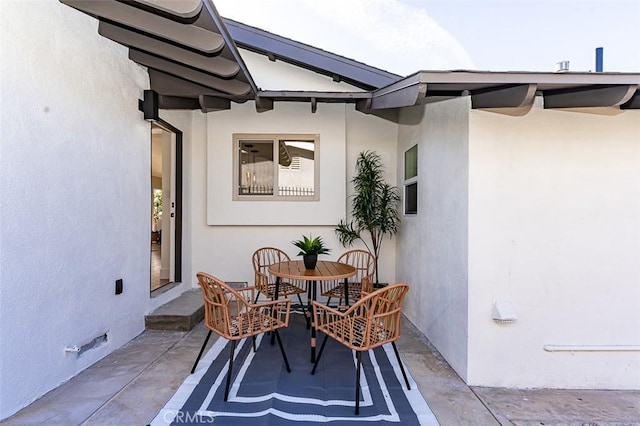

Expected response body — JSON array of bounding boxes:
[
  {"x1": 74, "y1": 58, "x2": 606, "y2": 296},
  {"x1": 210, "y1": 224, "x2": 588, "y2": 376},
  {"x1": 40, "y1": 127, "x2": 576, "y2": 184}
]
[{"x1": 60, "y1": 1, "x2": 640, "y2": 115}]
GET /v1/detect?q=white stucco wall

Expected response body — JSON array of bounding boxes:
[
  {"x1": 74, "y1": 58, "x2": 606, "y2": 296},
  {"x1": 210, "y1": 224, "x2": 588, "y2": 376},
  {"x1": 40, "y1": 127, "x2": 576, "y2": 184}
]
[
  {"x1": 396, "y1": 99, "x2": 470, "y2": 380},
  {"x1": 344, "y1": 106, "x2": 398, "y2": 284},
  {"x1": 0, "y1": 1, "x2": 179, "y2": 418},
  {"x1": 206, "y1": 102, "x2": 347, "y2": 226},
  {"x1": 239, "y1": 49, "x2": 365, "y2": 92},
  {"x1": 467, "y1": 101, "x2": 640, "y2": 389},
  {"x1": 190, "y1": 103, "x2": 398, "y2": 287}
]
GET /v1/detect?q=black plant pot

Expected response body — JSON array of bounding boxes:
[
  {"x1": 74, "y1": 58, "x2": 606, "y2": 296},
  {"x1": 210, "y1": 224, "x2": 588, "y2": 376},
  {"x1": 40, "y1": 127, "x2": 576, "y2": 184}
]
[{"x1": 303, "y1": 254, "x2": 318, "y2": 269}]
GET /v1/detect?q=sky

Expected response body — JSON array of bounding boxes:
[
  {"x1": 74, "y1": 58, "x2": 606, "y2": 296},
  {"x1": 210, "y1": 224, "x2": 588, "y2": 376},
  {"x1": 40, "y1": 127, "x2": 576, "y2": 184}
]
[{"x1": 214, "y1": 0, "x2": 640, "y2": 76}]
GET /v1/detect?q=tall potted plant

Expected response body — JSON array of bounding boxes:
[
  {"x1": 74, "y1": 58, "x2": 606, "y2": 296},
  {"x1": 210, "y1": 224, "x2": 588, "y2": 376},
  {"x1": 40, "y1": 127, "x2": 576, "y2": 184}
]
[{"x1": 335, "y1": 151, "x2": 400, "y2": 284}]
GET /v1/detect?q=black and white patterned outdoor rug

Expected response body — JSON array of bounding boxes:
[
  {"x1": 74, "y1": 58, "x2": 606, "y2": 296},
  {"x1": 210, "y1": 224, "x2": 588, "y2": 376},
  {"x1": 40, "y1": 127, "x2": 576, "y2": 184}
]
[{"x1": 150, "y1": 313, "x2": 439, "y2": 425}]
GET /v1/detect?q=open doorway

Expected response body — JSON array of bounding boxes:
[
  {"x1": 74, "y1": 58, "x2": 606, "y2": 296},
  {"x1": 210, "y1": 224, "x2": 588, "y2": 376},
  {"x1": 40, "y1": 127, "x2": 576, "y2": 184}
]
[{"x1": 150, "y1": 122, "x2": 182, "y2": 293}]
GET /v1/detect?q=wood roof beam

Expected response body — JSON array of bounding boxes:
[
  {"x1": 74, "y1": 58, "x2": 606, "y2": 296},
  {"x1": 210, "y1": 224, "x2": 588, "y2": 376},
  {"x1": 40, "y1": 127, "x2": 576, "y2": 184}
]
[
  {"x1": 98, "y1": 22, "x2": 239, "y2": 78},
  {"x1": 255, "y1": 97, "x2": 274, "y2": 113},
  {"x1": 621, "y1": 91, "x2": 640, "y2": 109},
  {"x1": 199, "y1": 95, "x2": 231, "y2": 112},
  {"x1": 544, "y1": 84, "x2": 638, "y2": 108},
  {"x1": 129, "y1": 49, "x2": 251, "y2": 96},
  {"x1": 127, "y1": 0, "x2": 203, "y2": 21},
  {"x1": 158, "y1": 95, "x2": 200, "y2": 110},
  {"x1": 471, "y1": 84, "x2": 537, "y2": 109},
  {"x1": 60, "y1": 0, "x2": 224, "y2": 54},
  {"x1": 149, "y1": 70, "x2": 221, "y2": 98}
]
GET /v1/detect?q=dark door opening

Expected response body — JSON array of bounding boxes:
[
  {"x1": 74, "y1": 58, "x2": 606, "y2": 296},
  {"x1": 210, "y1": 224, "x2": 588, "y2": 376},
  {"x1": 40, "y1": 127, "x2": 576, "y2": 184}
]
[{"x1": 150, "y1": 121, "x2": 182, "y2": 293}]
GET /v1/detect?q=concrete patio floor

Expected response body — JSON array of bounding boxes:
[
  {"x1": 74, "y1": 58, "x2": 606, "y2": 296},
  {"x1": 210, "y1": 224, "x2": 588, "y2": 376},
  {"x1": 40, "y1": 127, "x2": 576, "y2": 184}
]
[{"x1": 4, "y1": 317, "x2": 639, "y2": 425}]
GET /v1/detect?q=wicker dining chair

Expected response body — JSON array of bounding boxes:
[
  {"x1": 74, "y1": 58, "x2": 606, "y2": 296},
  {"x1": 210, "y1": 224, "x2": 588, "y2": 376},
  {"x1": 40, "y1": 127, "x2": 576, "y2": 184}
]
[
  {"x1": 191, "y1": 272, "x2": 292, "y2": 401},
  {"x1": 311, "y1": 283, "x2": 411, "y2": 415},
  {"x1": 320, "y1": 249, "x2": 375, "y2": 306},
  {"x1": 252, "y1": 247, "x2": 306, "y2": 305}
]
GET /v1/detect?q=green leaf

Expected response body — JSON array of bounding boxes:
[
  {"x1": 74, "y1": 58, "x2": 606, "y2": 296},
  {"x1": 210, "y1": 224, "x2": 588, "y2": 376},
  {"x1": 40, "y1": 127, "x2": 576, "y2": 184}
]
[
  {"x1": 334, "y1": 150, "x2": 400, "y2": 284},
  {"x1": 291, "y1": 234, "x2": 331, "y2": 255}
]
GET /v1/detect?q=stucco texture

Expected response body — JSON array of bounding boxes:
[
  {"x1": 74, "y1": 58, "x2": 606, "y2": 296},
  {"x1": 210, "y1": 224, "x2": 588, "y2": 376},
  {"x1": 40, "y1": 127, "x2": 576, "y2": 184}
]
[
  {"x1": 1, "y1": 1, "x2": 149, "y2": 418},
  {"x1": 395, "y1": 96, "x2": 639, "y2": 390},
  {"x1": 467, "y1": 101, "x2": 640, "y2": 389},
  {"x1": 189, "y1": 102, "x2": 399, "y2": 288},
  {"x1": 396, "y1": 98, "x2": 471, "y2": 381}
]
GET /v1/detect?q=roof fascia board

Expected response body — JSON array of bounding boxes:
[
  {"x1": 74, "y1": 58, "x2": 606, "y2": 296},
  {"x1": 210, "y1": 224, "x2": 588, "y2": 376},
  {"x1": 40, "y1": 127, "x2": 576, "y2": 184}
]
[
  {"x1": 370, "y1": 73, "x2": 428, "y2": 109},
  {"x1": 369, "y1": 71, "x2": 640, "y2": 109},
  {"x1": 258, "y1": 91, "x2": 371, "y2": 100},
  {"x1": 201, "y1": 0, "x2": 259, "y2": 96},
  {"x1": 223, "y1": 18, "x2": 401, "y2": 90},
  {"x1": 416, "y1": 70, "x2": 640, "y2": 86}
]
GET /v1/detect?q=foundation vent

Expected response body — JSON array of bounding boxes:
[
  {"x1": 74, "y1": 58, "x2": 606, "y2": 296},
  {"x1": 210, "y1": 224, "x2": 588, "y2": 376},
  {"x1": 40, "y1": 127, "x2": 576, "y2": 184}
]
[{"x1": 64, "y1": 333, "x2": 108, "y2": 356}]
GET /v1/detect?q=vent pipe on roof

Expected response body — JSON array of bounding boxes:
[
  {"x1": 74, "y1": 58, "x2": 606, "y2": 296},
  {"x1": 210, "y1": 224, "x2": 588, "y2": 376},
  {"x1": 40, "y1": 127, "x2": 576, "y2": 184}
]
[
  {"x1": 595, "y1": 47, "x2": 604, "y2": 72},
  {"x1": 555, "y1": 61, "x2": 570, "y2": 72}
]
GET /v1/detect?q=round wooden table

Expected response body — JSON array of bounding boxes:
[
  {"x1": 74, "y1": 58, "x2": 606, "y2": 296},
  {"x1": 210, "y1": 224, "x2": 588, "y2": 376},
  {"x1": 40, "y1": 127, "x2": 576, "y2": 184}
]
[{"x1": 269, "y1": 260, "x2": 356, "y2": 362}]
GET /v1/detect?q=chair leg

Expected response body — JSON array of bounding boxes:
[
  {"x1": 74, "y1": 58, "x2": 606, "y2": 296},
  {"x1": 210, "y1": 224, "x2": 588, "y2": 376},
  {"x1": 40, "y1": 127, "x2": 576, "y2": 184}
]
[
  {"x1": 190, "y1": 330, "x2": 212, "y2": 374},
  {"x1": 273, "y1": 330, "x2": 291, "y2": 373},
  {"x1": 224, "y1": 340, "x2": 237, "y2": 402},
  {"x1": 311, "y1": 333, "x2": 329, "y2": 375},
  {"x1": 391, "y1": 341, "x2": 411, "y2": 390},
  {"x1": 254, "y1": 292, "x2": 260, "y2": 304},
  {"x1": 252, "y1": 335, "x2": 256, "y2": 353},
  {"x1": 355, "y1": 351, "x2": 362, "y2": 415}
]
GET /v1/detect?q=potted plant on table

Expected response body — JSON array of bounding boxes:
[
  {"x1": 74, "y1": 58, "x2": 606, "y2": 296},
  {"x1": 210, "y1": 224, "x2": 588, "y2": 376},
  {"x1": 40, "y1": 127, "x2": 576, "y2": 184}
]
[
  {"x1": 335, "y1": 151, "x2": 401, "y2": 285},
  {"x1": 292, "y1": 235, "x2": 331, "y2": 269}
]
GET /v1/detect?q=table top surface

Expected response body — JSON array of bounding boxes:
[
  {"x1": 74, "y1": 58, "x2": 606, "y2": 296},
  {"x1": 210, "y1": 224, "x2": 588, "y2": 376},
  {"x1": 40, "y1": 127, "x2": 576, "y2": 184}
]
[{"x1": 268, "y1": 260, "x2": 356, "y2": 281}]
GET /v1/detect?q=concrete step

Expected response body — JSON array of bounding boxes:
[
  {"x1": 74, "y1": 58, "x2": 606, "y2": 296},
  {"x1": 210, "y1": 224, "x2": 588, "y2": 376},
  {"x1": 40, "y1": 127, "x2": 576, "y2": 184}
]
[
  {"x1": 145, "y1": 289, "x2": 204, "y2": 331},
  {"x1": 144, "y1": 282, "x2": 248, "y2": 331}
]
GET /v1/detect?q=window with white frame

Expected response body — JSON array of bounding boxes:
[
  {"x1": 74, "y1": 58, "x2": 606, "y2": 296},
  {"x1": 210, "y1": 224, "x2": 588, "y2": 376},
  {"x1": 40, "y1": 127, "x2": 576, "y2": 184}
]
[
  {"x1": 404, "y1": 145, "x2": 418, "y2": 214},
  {"x1": 233, "y1": 134, "x2": 319, "y2": 200}
]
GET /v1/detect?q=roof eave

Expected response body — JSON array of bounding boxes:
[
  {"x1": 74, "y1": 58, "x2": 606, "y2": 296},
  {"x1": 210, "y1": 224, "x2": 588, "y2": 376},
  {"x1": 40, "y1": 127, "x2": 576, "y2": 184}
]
[{"x1": 367, "y1": 71, "x2": 640, "y2": 110}]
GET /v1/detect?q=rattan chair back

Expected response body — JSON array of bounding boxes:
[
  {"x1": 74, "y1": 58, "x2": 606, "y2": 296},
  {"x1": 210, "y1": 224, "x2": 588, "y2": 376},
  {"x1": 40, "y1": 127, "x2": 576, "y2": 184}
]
[
  {"x1": 311, "y1": 283, "x2": 411, "y2": 414},
  {"x1": 252, "y1": 247, "x2": 289, "y2": 295},
  {"x1": 193, "y1": 272, "x2": 293, "y2": 401},
  {"x1": 196, "y1": 272, "x2": 290, "y2": 341},
  {"x1": 252, "y1": 247, "x2": 305, "y2": 300},
  {"x1": 320, "y1": 249, "x2": 375, "y2": 302},
  {"x1": 338, "y1": 249, "x2": 375, "y2": 292},
  {"x1": 314, "y1": 282, "x2": 408, "y2": 351}
]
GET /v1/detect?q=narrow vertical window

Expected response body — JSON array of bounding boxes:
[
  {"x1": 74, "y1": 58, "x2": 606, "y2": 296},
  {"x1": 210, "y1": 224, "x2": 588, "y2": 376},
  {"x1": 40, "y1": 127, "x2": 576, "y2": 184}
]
[{"x1": 404, "y1": 145, "x2": 418, "y2": 215}]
